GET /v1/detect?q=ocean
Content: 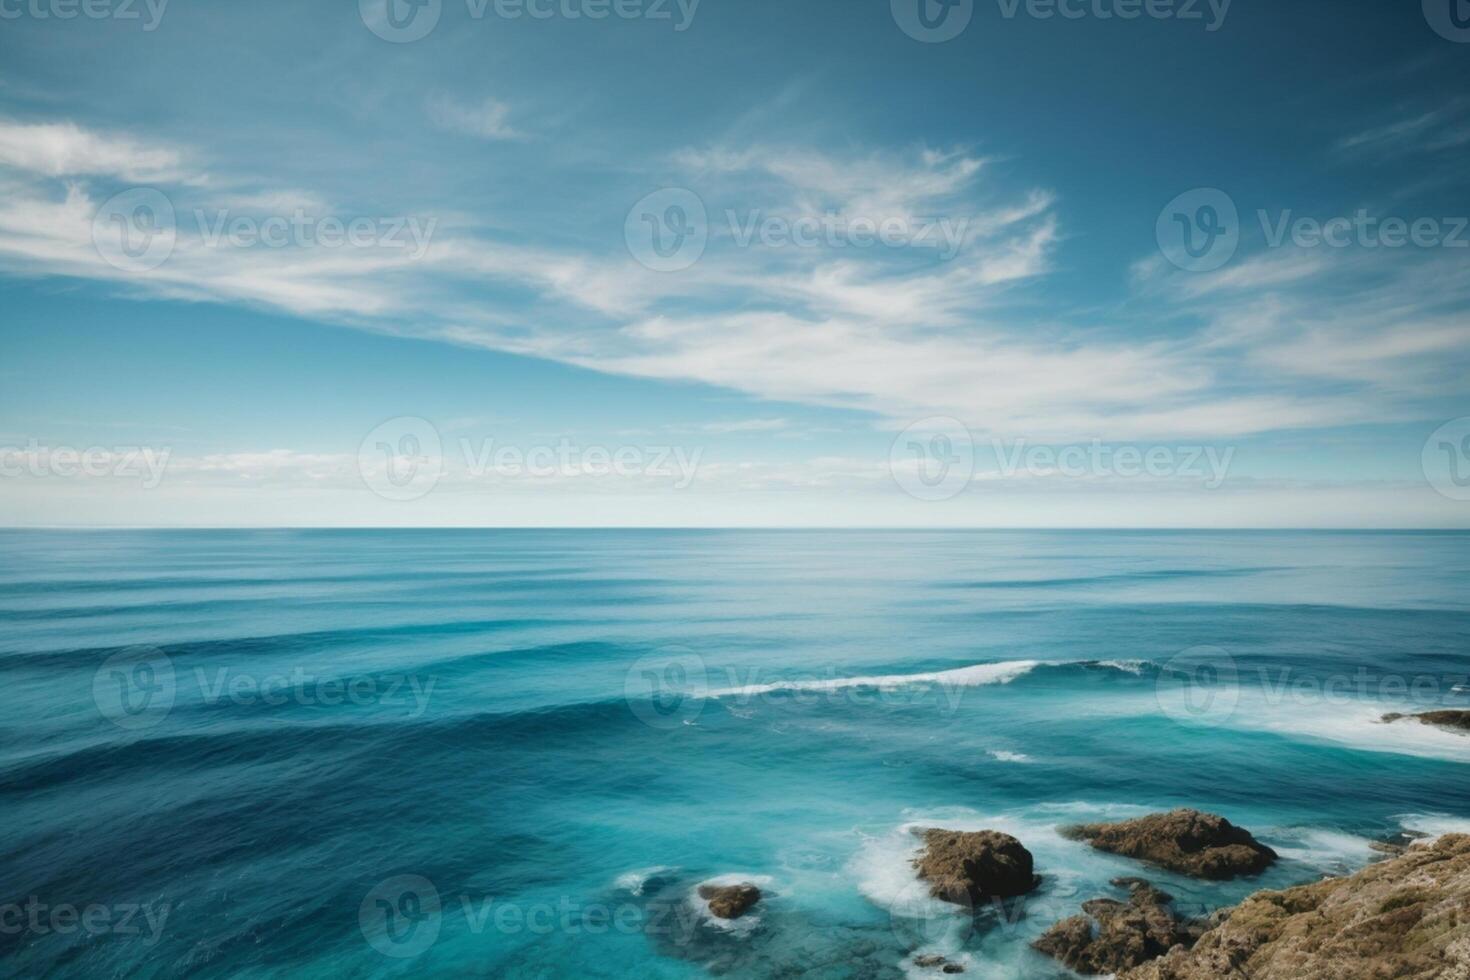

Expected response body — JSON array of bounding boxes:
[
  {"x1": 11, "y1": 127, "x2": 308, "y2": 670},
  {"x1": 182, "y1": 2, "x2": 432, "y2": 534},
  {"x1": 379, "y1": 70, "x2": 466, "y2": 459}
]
[{"x1": 1, "y1": 529, "x2": 1468, "y2": 978}]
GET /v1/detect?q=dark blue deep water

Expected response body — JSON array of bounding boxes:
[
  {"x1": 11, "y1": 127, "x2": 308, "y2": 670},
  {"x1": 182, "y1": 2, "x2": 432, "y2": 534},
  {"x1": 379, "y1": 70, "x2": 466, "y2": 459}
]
[{"x1": 1, "y1": 530, "x2": 1468, "y2": 978}]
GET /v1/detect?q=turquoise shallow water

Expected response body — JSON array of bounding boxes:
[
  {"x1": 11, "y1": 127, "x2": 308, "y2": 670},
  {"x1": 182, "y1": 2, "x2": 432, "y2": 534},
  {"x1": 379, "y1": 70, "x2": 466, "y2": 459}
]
[{"x1": 1, "y1": 529, "x2": 1468, "y2": 978}]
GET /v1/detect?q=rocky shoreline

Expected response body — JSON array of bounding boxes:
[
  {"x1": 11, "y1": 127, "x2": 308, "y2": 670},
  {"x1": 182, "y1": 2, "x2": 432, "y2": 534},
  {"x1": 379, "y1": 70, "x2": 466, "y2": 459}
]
[
  {"x1": 895, "y1": 809, "x2": 1470, "y2": 977},
  {"x1": 1381, "y1": 709, "x2": 1470, "y2": 734}
]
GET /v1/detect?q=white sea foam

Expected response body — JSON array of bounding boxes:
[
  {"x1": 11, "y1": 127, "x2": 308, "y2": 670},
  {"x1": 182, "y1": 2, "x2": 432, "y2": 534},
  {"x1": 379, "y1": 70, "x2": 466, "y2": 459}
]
[
  {"x1": 1264, "y1": 827, "x2": 1379, "y2": 875},
  {"x1": 614, "y1": 866, "x2": 677, "y2": 896},
  {"x1": 1231, "y1": 700, "x2": 1470, "y2": 763},
  {"x1": 706, "y1": 657, "x2": 1154, "y2": 701},
  {"x1": 1395, "y1": 813, "x2": 1470, "y2": 842},
  {"x1": 988, "y1": 750, "x2": 1033, "y2": 763},
  {"x1": 1091, "y1": 659, "x2": 1151, "y2": 675},
  {"x1": 707, "y1": 660, "x2": 1042, "y2": 699}
]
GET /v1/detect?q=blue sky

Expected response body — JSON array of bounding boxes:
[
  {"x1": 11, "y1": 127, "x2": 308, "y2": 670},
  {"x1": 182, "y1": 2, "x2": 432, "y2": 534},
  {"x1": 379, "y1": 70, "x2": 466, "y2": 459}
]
[{"x1": 1, "y1": 0, "x2": 1468, "y2": 526}]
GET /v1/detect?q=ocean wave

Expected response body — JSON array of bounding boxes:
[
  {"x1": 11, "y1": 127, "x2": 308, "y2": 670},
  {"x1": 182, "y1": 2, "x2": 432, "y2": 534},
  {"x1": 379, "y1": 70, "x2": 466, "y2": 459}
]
[
  {"x1": 706, "y1": 658, "x2": 1152, "y2": 699},
  {"x1": 1222, "y1": 699, "x2": 1470, "y2": 764},
  {"x1": 1262, "y1": 827, "x2": 1380, "y2": 875},
  {"x1": 614, "y1": 866, "x2": 678, "y2": 896},
  {"x1": 987, "y1": 750, "x2": 1033, "y2": 763},
  {"x1": 1395, "y1": 813, "x2": 1470, "y2": 842}
]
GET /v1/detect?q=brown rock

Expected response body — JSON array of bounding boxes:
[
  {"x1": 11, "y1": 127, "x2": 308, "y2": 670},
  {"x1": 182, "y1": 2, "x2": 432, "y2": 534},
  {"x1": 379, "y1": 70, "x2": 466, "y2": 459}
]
[
  {"x1": 912, "y1": 829, "x2": 1040, "y2": 906},
  {"x1": 1033, "y1": 877, "x2": 1205, "y2": 974},
  {"x1": 697, "y1": 882, "x2": 761, "y2": 919},
  {"x1": 1120, "y1": 834, "x2": 1470, "y2": 980},
  {"x1": 1382, "y1": 710, "x2": 1470, "y2": 734},
  {"x1": 1061, "y1": 809, "x2": 1277, "y2": 880},
  {"x1": 913, "y1": 953, "x2": 965, "y2": 973}
]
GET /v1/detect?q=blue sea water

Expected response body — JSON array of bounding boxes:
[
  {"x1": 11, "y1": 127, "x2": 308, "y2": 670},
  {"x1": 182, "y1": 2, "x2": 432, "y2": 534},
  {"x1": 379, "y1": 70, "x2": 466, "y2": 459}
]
[{"x1": 1, "y1": 529, "x2": 1468, "y2": 978}]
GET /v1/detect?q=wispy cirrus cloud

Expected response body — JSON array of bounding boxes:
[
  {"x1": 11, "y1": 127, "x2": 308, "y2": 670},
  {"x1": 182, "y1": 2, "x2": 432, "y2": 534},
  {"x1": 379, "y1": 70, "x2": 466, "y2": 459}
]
[
  {"x1": 0, "y1": 117, "x2": 1466, "y2": 447},
  {"x1": 426, "y1": 95, "x2": 523, "y2": 141}
]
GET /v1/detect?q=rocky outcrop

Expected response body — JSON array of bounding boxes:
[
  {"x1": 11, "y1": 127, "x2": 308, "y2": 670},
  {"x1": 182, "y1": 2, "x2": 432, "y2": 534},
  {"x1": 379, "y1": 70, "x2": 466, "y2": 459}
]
[
  {"x1": 1061, "y1": 809, "x2": 1277, "y2": 880},
  {"x1": 697, "y1": 882, "x2": 761, "y2": 919},
  {"x1": 1033, "y1": 877, "x2": 1207, "y2": 974},
  {"x1": 1120, "y1": 834, "x2": 1470, "y2": 979},
  {"x1": 913, "y1": 953, "x2": 965, "y2": 973},
  {"x1": 912, "y1": 829, "x2": 1040, "y2": 906},
  {"x1": 1382, "y1": 710, "x2": 1470, "y2": 734}
]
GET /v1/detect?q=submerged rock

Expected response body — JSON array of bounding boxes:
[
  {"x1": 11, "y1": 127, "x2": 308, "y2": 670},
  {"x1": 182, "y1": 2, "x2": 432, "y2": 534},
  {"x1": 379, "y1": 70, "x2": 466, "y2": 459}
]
[
  {"x1": 1120, "y1": 833, "x2": 1470, "y2": 979},
  {"x1": 912, "y1": 829, "x2": 1040, "y2": 906},
  {"x1": 697, "y1": 882, "x2": 762, "y2": 919},
  {"x1": 1033, "y1": 877, "x2": 1206, "y2": 975},
  {"x1": 1061, "y1": 809, "x2": 1277, "y2": 880},
  {"x1": 913, "y1": 953, "x2": 965, "y2": 973},
  {"x1": 1382, "y1": 710, "x2": 1470, "y2": 734}
]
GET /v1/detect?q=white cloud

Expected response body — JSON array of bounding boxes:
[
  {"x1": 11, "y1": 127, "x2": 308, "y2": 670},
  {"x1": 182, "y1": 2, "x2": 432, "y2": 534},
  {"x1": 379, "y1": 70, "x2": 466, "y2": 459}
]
[
  {"x1": 0, "y1": 119, "x2": 1466, "y2": 449},
  {"x1": 426, "y1": 95, "x2": 522, "y2": 141},
  {"x1": 0, "y1": 119, "x2": 197, "y2": 183}
]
